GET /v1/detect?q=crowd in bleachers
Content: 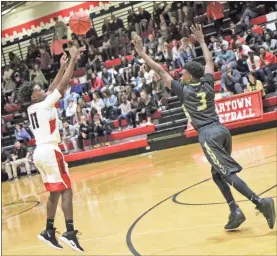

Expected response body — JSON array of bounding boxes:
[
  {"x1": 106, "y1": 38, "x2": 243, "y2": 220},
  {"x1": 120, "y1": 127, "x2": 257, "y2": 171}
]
[{"x1": 2, "y1": 1, "x2": 277, "y2": 181}]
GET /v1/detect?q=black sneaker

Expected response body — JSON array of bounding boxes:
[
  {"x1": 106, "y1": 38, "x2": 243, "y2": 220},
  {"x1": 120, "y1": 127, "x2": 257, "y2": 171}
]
[
  {"x1": 37, "y1": 229, "x2": 63, "y2": 250},
  {"x1": 224, "y1": 208, "x2": 246, "y2": 231},
  {"x1": 59, "y1": 230, "x2": 84, "y2": 252},
  {"x1": 256, "y1": 198, "x2": 276, "y2": 229}
]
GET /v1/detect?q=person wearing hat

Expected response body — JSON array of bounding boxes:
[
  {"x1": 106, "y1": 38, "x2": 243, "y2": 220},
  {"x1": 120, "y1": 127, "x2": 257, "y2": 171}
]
[{"x1": 93, "y1": 114, "x2": 112, "y2": 147}]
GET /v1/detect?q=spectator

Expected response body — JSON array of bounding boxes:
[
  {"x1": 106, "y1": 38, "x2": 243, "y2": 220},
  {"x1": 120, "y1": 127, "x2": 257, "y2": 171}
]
[
  {"x1": 206, "y1": 1, "x2": 225, "y2": 35},
  {"x1": 245, "y1": 72, "x2": 266, "y2": 97},
  {"x1": 10, "y1": 141, "x2": 31, "y2": 180},
  {"x1": 102, "y1": 35, "x2": 112, "y2": 61},
  {"x1": 3, "y1": 65, "x2": 16, "y2": 103},
  {"x1": 229, "y1": 34, "x2": 246, "y2": 50},
  {"x1": 62, "y1": 121, "x2": 79, "y2": 154},
  {"x1": 65, "y1": 98, "x2": 77, "y2": 124},
  {"x1": 14, "y1": 124, "x2": 31, "y2": 144},
  {"x1": 111, "y1": 14, "x2": 124, "y2": 39},
  {"x1": 26, "y1": 39, "x2": 40, "y2": 63},
  {"x1": 218, "y1": 35, "x2": 229, "y2": 48},
  {"x1": 260, "y1": 25, "x2": 275, "y2": 42},
  {"x1": 172, "y1": 40, "x2": 182, "y2": 68},
  {"x1": 1, "y1": 147, "x2": 12, "y2": 181},
  {"x1": 29, "y1": 63, "x2": 48, "y2": 89},
  {"x1": 38, "y1": 46, "x2": 52, "y2": 81},
  {"x1": 215, "y1": 44, "x2": 237, "y2": 71},
  {"x1": 137, "y1": 90, "x2": 157, "y2": 126},
  {"x1": 239, "y1": 2, "x2": 258, "y2": 26},
  {"x1": 229, "y1": 21, "x2": 246, "y2": 37},
  {"x1": 146, "y1": 34, "x2": 158, "y2": 56},
  {"x1": 78, "y1": 115, "x2": 95, "y2": 150},
  {"x1": 247, "y1": 50, "x2": 267, "y2": 82},
  {"x1": 102, "y1": 89, "x2": 118, "y2": 120},
  {"x1": 102, "y1": 18, "x2": 110, "y2": 35},
  {"x1": 235, "y1": 40, "x2": 251, "y2": 60},
  {"x1": 102, "y1": 67, "x2": 113, "y2": 92},
  {"x1": 143, "y1": 65, "x2": 155, "y2": 85},
  {"x1": 151, "y1": 73, "x2": 166, "y2": 105},
  {"x1": 93, "y1": 114, "x2": 111, "y2": 147},
  {"x1": 259, "y1": 46, "x2": 277, "y2": 92},
  {"x1": 117, "y1": 94, "x2": 136, "y2": 130},
  {"x1": 169, "y1": 17, "x2": 182, "y2": 41},
  {"x1": 90, "y1": 73, "x2": 103, "y2": 93},
  {"x1": 53, "y1": 17, "x2": 68, "y2": 39},
  {"x1": 9, "y1": 52, "x2": 21, "y2": 69},
  {"x1": 91, "y1": 91, "x2": 105, "y2": 117},
  {"x1": 245, "y1": 28, "x2": 261, "y2": 45},
  {"x1": 262, "y1": 34, "x2": 277, "y2": 54},
  {"x1": 221, "y1": 66, "x2": 245, "y2": 94}
]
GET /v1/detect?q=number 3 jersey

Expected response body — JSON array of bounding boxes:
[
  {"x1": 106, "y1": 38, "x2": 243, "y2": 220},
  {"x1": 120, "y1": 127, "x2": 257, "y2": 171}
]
[
  {"x1": 171, "y1": 73, "x2": 219, "y2": 130},
  {"x1": 27, "y1": 89, "x2": 62, "y2": 145}
]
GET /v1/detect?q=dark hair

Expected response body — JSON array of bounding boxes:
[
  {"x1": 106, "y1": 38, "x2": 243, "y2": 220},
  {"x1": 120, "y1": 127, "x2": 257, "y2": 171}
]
[
  {"x1": 183, "y1": 61, "x2": 204, "y2": 80},
  {"x1": 17, "y1": 83, "x2": 34, "y2": 105}
]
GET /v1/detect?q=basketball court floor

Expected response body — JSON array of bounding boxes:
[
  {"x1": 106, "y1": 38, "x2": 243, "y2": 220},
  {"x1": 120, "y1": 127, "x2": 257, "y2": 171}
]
[{"x1": 2, "y1": 128, "x2": 276, "y2": 255}]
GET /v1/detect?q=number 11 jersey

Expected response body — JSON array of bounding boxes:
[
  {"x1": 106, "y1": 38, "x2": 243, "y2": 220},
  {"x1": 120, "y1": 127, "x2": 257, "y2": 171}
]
[{"x1": 27, "y1": 89, "x2": 62, "y2": 145}]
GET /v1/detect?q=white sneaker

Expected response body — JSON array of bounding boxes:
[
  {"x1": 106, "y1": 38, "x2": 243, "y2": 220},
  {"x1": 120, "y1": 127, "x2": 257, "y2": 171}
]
[{"x1": 146, "y1": 122, "x2": 152, "y2": 126}]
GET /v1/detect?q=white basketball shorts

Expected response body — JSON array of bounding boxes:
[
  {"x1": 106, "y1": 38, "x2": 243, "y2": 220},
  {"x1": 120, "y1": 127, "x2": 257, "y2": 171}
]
[{"x1": 33, "y1": 143, "x2": 71, "y2": 192}]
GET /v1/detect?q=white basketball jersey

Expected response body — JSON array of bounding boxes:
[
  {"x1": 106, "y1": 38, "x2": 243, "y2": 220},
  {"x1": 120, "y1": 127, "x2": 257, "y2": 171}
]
[{"x1": 27, "y1": 89, "x2": 62, "y2": 146}]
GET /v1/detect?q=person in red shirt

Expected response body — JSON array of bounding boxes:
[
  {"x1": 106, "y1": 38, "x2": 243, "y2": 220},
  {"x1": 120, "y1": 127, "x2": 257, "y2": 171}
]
[
  {"x1": 206, "y1": 1, "x2": 224, "y2": 35},
  {"x1": 259, "y1": 46, "x2": 277, "y2": 92}
]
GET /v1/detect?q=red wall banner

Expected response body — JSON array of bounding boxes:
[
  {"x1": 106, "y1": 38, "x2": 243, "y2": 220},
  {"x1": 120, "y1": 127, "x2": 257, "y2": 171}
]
[{"x1": 186, "y1": 90, "x2": 264, "y2": 135}]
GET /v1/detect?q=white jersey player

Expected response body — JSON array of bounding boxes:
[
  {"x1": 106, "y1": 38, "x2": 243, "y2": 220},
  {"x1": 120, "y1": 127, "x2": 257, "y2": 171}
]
[{"x1": 18, "y1": 48, "x2": 85, "y2": 252}]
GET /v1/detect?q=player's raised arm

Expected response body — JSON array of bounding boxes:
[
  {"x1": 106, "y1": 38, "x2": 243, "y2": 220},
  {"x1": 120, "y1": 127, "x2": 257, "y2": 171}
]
[
  {"x1": 190, "y1": 24, "x2": 214, "y2": 75},
  {"x1": 46, "y1": 53, "x2": 68, "y2": 95},
  {"x1": 56, "y1": 46, "x2": 86, "y2": 95},
  {"x1": 133, "y1": 35, "x2": 173, "y2": 89}
]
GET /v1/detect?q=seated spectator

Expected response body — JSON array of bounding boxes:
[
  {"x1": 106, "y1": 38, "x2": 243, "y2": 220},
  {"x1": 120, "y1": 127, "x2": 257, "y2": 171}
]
[
  {"x1": 229, "y1": 21, "x2": 246, "y2": 37},
  {"x1": 75, "y1": 98, "x2": 90, "y2": 123},
  {"x1": 91, "y1": 91, "x2": 105, "y2": 117},
  {"x1": 215, "y1": 44, "x2": 237, "y2": 71},
  {"x1": 90, "y1": 73, "x2": 103, "y2": 93},
  {"x1": 135, "y1": 71, "x2": 144, "y2": 89},
  {"x1": 117, "y1": 95, "x2": 136, "y2": 131},
  {"x1": 1, "y1": 147, "x2": 12, "y2": 181},
  {"x1": 102, "y1": 89, "x2": 118, "y2": 120},
  {"x1": 137, "y1": 90, "x2": 157, "y2": 126},
  {"x1": 143, "y1": 65, "x2": 155, "y2": 85},
  {"x1": 235, "y1": 41, "x2": 251, "y2": 60},
  {"x1": 65, "y1": 98, "x2": 77, "y2": 124},
  {"x1": 102, "y1": 67, "x2": 114, "y2": 92},
  {"x1": 151, "y1": 73, "x2": 166, "y2": 105},
  {"x1": 246, "y1": 50, "x2": 266, "y2": 82},
  {"x1": 93, "y1": 114, "x2": 111, "y2": 147},
  {"x1": 102, "y1": 35, "x2": 112, "y2": 61},
  {"x1": 146, "y1": 34, "x2": 158, "y2": 56},
  {"x1": 182, "y1": 44, "x2": 197, "y2": 62},
  {"x1": 14, "y1": 124, "x2": 31, "y2": 144},
  {"x1": 218, "y1": 35, "x2": 229, "y2": 48},
  {"x1": 245, "y1": 28, "x2": 261, "y2": 45},
  {"x1": 78, "y1": 115, "x2": 95, "y2": 150},
  {"x1": 262, "y1": 34, "x2": 277, "y2": 54},
  {"x1": 239, "y1": 2, "x2": 258, "y2": 26},
  {"x1": 171, "y1": 40, "x2": 182, "y2": 69},
  {"x1": 221, "y1": 66, "x2": 244, "y2": 94},
  {"x1": 62, "y1": 121, "x2": 79, "y2": 154},
  {"x1": 229, "y1": 34, "x2": 246, "y2": 50},
  {"x1": 245, "y1": 72, "x2": 266, "y2": 97},
  {"x1": 260, "y1": 25, "x2": 275, "y2": 42},
  {"x1": 10, "y1": 141, "x2": 31, "y2": 180},
  {"x1": 29, "y1": 63, "x2": 48, "y2": 90},
  {"x1": 9, "y1": 52, "x2": 21, "y2": 69},
  {"x1": 259, "y1": 46, "x2": 277, "y2": 92}
]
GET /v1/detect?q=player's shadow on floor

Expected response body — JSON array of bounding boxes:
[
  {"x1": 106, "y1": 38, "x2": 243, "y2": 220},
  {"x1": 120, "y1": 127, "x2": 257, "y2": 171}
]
[{"x1": 207, "y1": 227, "x2": 276, "y2": 243}]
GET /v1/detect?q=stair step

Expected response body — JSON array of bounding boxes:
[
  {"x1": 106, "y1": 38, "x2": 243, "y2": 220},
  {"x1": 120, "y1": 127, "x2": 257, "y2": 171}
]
[
  {"x1": 155, "y1": 118, "x2": 187, "y2": 131},
  {"x1": 159, "y1": 112, "x2": 186, "y2": 124}
]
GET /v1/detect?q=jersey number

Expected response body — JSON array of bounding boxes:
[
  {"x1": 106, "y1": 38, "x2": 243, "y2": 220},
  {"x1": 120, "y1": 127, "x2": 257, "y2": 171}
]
[
  {"x1": 196, "y1": 92, "x2": 207, "y2": 111},
  {"x1": 30, "y1": 113, "x2": 39, "y2": 130}
]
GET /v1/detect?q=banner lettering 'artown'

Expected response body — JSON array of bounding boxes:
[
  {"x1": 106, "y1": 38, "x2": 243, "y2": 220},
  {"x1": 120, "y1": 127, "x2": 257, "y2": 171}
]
[{"x1": 187, "y1": 90, "x2": 263, "y2": 131}]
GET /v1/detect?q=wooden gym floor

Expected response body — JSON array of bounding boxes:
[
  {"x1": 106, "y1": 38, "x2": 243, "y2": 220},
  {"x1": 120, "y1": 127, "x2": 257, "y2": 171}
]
[{"x1": 2, "y1": 128, "x2": 277, "y2": 255}]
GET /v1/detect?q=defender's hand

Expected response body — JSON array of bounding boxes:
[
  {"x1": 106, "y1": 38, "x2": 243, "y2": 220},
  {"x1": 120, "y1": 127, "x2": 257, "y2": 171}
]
[
  {"x1": 133, "y1": 35, "x2": 144, "y2": 55},
  {"x1": 190, "y1": 24, "x2": 205, "y2": 43}
]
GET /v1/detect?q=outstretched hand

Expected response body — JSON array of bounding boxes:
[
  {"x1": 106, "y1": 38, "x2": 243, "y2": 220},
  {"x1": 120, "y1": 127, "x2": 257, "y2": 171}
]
[
  {"x1": 190, "y1": 24, "x2": 205, "y2": 43},
  {"x1": 132, "y1": 35, "x2": 144, "y2": 55},
  {"x1": 60, "y1": 52, "x2": 68, "y2": 66}
]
